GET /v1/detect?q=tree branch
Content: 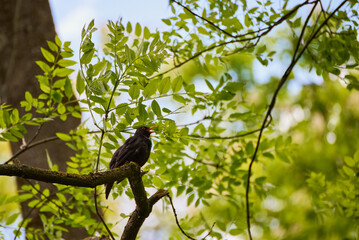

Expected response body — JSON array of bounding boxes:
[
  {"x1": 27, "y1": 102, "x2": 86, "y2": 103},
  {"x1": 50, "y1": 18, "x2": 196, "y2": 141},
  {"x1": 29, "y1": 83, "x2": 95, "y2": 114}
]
[
  {"x1": 244, "y1": 1, "x2": 348, "y2": 239},
  {"x1": 167, "y1": 194, "x2": 196, "y2": 240},
  {"x1": 188, "y1": 120, "x2": 272, "y2": 140},
  {"x1": 167, "y1": 194, "x2": 215, "y2": 240},
  {"x1": 0, "y1": 161, "x2": 169, "y2": 239},
  {"x1": 121, "y1": 165, "x2": 168, "y2": 240},
  {"x1": 149, "y1": 0, "x2": 315, "y2": 80},
  {"x1": 170, "y1": 0, "x2": 236, "y2": 38},
  {"x1": 4, "y1": 136, "x2": 60, "y2": 164},
  {"x1": 0, "y1": 162, "x2": 141, "y2": 187}
]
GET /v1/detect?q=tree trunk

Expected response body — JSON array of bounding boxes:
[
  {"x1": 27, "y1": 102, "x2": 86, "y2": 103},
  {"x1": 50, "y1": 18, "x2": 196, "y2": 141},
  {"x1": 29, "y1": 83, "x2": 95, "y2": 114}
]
[{"x1": 0, "y1": 0, "x2": 87, "y2": 238}]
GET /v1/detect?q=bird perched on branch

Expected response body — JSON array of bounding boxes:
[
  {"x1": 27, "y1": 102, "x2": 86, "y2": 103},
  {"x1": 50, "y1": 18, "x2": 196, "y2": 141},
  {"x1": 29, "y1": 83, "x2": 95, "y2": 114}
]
[{"x1": 105, "y1": 126, "x2": 156, "y2": 199}]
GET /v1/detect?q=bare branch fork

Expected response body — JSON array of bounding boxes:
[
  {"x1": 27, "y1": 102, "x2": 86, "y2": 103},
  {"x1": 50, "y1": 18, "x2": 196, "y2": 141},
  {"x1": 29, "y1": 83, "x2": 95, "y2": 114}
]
[
  {"x1": 121, "y1": 169, "x2": 168, "y2": 240},
  {"x1": 244, "y1": 1, "x2": 349, "y2": 240}
]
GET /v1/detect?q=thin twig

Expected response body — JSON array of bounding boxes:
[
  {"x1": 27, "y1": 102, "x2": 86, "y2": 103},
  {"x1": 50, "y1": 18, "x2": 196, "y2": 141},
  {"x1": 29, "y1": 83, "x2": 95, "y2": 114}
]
[
  {"x1": 201, "y1": 222, "x2": 215, "y2": 240},
  {"x1": 246, "y1": 1, "x2": 319, "y2": 238},
  {"x1": 167, "y1": 194, "x2": 196, "y2": 240},
  {"x1": 188, "y1": 118, "x2": 272, "y2": 140},
  {"x1": 319, "y1": 0, "x2": 334, "y2": 35},
  {"x1": 93, "y1": 129, "x2": 115, "y2": 240},
  {"x1": 149, "y1": 0, "x2": 314, "y2": 80},
  {"x1": 176, "y1": 117, "x2": 209, "y2": 127},
  {"x1": 184, "y1": 152, "x2": 220, "y2": 168},
  {"x1": 14, "y1": 197, "x2": 43, "y2": 240},
  {"x1": 14, "y1": 186, "x2": 71, "y2": 240},
  {"x1": 4, "y1": 136, "x2": 60, "y2": 164},
  {"x1": 171, "y1": 0, "x2": 236, "y2": 38},
  {"x1": 167, "y1": 194, "x2": 214, "y2": 240},
  {"x1": 27, "y1": 123, "x2": 44, "y2": 145},
  {"x1": 244, "y1": 1, "x2": 348, "y2": 239},
  {"x1": 150, "y1": 36, "x2": 259, "y2": 80},
  {"x1": 24, "y1": 179, "x2": 65, "y2": 214},
  {"x1": 94, "y1": 187, "x2": 115, "y2": 240}
]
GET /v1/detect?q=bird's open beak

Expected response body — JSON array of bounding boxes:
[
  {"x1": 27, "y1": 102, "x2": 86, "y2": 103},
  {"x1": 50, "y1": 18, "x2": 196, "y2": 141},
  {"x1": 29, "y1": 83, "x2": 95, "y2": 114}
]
[{"x1": 148, "y1": 126, "x2": 157, "y2": 133}]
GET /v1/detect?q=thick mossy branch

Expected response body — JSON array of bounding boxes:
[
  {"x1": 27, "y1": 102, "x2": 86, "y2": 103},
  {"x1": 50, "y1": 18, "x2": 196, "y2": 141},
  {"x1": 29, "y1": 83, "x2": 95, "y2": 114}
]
[
  {"x1": 0, "y1": 162, "x2": 141, "y2": 187},
  {"x1": 0, "y1": 161, "x2": 168, "y2": 240},
  {"x1": 121, "y1": 168, "x2": 168, "y2": 240}
]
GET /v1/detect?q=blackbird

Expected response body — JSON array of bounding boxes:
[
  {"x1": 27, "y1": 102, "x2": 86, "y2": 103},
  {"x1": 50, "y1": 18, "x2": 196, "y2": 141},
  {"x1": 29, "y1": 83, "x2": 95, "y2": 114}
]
[{"x1": 105, "y1": 126, "x2": 156, "y2": 199}]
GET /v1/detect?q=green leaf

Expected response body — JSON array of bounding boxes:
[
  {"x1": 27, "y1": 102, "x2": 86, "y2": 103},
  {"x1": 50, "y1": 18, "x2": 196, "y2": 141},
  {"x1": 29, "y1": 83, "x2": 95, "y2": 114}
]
[
  {"x1": 217, "y1": 221, "x2": 227, "y2": 231},
  {"x1": 36, "y1": 61, "x2": 51, "y2": 73},
  {"x1": 53, "y1": 79, "x2": 66, "y2": 88},
  {"x1": 87, "y1": 19, "x2": 95, "y2": 33},
  {"x1": 176, "y1": 186, "x2": 185, "y2": 196},
  {"x1": 158, "y1": 77, "x2": 171, "y2": 94},
  {"x1": 224, "y1": 82, "x2": 243, "y2": 93},
  {"x1": 344, "y1": 156, "x2": 355, "y2": 167},
  {"x1": 116, "y1": 123, "x2": 127, "y2": 132},
  {"x1": 129, "y1": 84, "x2": 140, "y2": 99},
  {"x1": 2, "y1": 132, "x2": 18, "y2": 142},
  {"x1": 55, "y1": 35, "x2": 62, "y2": 47},
  {"x1": 93, "y1": 107, "x2": 105, "y2": 114},
  {"x1": 126, "y1": 22, "x2": 132, "y2": 33},
  {"x1": 110, "y1": 112, "x2": 116, "y2": 125},
  {"x1": 135, "y1": 23, "x2": 142, "y2": 36},
  {"x1": 90, "y1": 96, "x2": 108, "y2": 108},
  {"x1": 162, "y1": 19, "x2": 171, "y2": 26},
  {"x1": 76, "y1": 72, "x2": 85, "y2": 94},
  {"x1": 54, "y1": 68, "x2": 74, "y2": 77},
  {"x1": 172, "y1": 76, "x2": 183, "y2": 92},
  {"x1": 41, "y1": 47, "x2": 55, "y2": 63},
  {"x1": 57, "y1": 103, "x2": 66, "y2": 114},
  {"x1": 45, "y1": 150, "x2": 53, "y2": 170},
  {"x1": 11, "y1": 109, "x2": 19, "y2": 123},
  {"x1": 173, "y1": 94, "x2": 187, "y2": 104},
  {"x1": 229, "y1": 112, "x2": 250, "y2": 119},
  {"x1": 256, "y1": 45, "x2": 267, "y2": 54},
  {"x1": 2, "y1": 110, "x2": 11, "y2": 127},
  {"x1": 64, "y1": 77, "x2": 73, "y2": 98},
  {"x1": 151, "y1": 100, "x2": 162, "y2": 117},
  {"x1": 71, "y1": 111, "x2": 81, "y2": 118},
  {"x1": 103, "y1": 142, "x2": 116, "y2": 150},
  {"x1": 58, "y1": 59, "x2": 77, "y2": 67},
  {"x1": 80, "y1": 49, "x2": 95, "y2": 64},
  {"x1": 6, "y1": 212, "x2": 20, "y2": 225},
  {"x1": 143, "y1": 27, "x2": 150, "y2": 39},
  {"x1": 246, "y1": 141, "x2": 254, "y2": 155},
  {"x1": 61, "y1": 51, "x2": 74, "y2": 58},
  {"x1": 205, "y1": 79, "x2": 215, "y2": 91},
  {"x1": 343, "y1": 165, "x2": 354, "y2": 176},
  {"x1": 149, "y1": 32, "x2": 159, "y2": 52},
  {"x1": 293, "y1": 17, "x2": 302, "y2": 28},
  {"x1": 229, "y1": 228, "x2": 243, "y2": 236},
  {"x1": 138, "y1": 103, "x2": 148, "y2": 122},
  {"x1": 244, "y1": 14, "x2": 252, "y2": 27},
  {"x1": 9, "y1": 129, "x2": 24, "y2": 139},
  {"x1": 47, "y1": 40, "x2": 58, "y2": 52},
  {"x1": 187, "y1": 194, "x2": 195, "y2": 206},
  {"x1": 143, "y1": 80, "x2": 157, "y2": 98},
  {"x1": 125, "y1": 45, "x2": 133, "y2": 63},
  {"x1": 153, "y1": 176, "x2": 164, "y2": 188},
  {"x1": 51, "y1": 91, "x2": 62, "y2": 103},
  {"x1": 56, "y1": 133, "x2": 72, "y2": 141}
]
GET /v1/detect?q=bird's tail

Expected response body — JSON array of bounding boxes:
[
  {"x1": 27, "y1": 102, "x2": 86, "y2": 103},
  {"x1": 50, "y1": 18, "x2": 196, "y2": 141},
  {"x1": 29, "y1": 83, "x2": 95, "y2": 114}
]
[{"x1": 105, "y1": 182, "x2": 114, "y2": 199}]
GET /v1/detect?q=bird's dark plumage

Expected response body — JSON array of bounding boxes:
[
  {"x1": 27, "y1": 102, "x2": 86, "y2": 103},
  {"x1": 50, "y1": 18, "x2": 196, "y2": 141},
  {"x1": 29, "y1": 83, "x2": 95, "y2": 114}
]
[{"x1": 105, "y1": 126, "x2": 155, "y2": 199}]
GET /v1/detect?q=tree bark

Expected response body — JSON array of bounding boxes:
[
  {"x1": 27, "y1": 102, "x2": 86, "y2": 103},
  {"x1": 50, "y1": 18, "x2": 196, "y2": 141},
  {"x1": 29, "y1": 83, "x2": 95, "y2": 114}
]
[{"x1": 0, "y1": 0, "x2": 86, "y2": 238}]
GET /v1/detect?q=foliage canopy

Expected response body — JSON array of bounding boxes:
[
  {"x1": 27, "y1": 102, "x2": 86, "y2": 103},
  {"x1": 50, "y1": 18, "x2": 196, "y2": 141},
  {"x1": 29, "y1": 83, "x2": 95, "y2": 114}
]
[{"x1": 0, "y1": 0, "x2": 358, "y2": 239}]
